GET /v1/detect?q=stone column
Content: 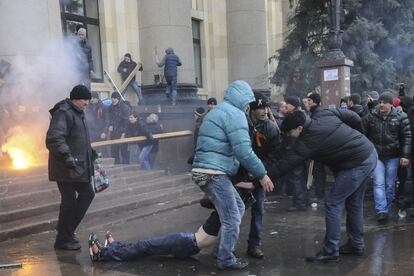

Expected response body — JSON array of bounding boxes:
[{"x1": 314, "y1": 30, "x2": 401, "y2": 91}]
[
  {"x1": 138, "y1": 0, "x2": 195, "y2": 86},
  {"x1": 226, "y1": 0, "x2": 269, "y2": 94},
  {"x1": 0, "y1": 0, "x2": 62, "y2": 62}
]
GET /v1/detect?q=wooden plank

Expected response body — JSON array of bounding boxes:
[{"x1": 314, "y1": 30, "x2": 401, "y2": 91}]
[
  {"x1": 103, "y1": 70, "x2": 125, "y2": 101},
  {"x1": 91, "y1": 130, "x2": 193, "y2": 148},
  {"x1": 119, "y1": 64, "x2": 140, "y2": 93}
]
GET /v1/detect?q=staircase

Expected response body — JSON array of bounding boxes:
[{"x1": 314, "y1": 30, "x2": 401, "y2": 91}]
[{"x1": 0, "y1": 158, "x2": 202, "y2": 242}]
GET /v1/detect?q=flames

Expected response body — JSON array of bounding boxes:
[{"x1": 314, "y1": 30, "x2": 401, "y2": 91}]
[{"x1": 1, "y1": 126, "x2": 47, "y2": 170}]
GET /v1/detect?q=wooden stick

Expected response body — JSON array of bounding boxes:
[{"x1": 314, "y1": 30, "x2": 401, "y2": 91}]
[
  {"x1": 0, "y1": 263, "x2": 22, "y2": 269},
  {"x1": 103, "y1": 70, "x2": 125, "y2": 101},
  {"x1": 92, "y1": 130, "x2": 193, "y2": 148},
  {"x1": 119, "y1": 64, "x2": 140, "y2": 93}
]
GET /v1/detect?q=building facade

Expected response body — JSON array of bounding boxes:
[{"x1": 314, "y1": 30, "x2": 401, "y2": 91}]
[{"x1": 0, "y1": 0, "x2": 292, "y2": 103}]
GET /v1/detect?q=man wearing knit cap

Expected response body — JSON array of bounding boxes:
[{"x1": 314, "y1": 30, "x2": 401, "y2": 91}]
[
  {"x1": 46, "y1": 84, "x2": 97, "y2": 250},
  {"x1": 117, "y1": 53, "x2": 145, "y2": 105},
  {"x1": 269, "y1": 109, "x2": 377, "y2": 263},
  {"x1": 367, "y1": 90, "x2": 380, "y2": 111},
  {"x1": 363, "y1": 92, "x2": 411, "y2": 223}
]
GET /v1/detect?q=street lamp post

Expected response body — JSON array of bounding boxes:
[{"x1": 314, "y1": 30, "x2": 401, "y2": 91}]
[{"x1": 317, "y1": 0, "x2": 353, "y2": 108}]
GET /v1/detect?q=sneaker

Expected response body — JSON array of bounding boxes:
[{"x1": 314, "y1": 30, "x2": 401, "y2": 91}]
[
  {"x1": 247, "y1": 246, "x2": 264, "y2": 259},
  {"x1": 104, "y1": 231, "x2": 114, "y2": 247},
  {"x1": 218, "y1": 258, "x2": 249, "y2": 270},
  {"x1": 377, "y1": 212, "x2": 388, "y2": 223},
  {"x1": 339, "y1": 243, "x2": 364, "y2": 256}
]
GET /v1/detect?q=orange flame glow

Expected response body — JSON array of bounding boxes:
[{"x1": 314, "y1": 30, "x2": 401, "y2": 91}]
[{"x1": 1, "y1": 126, "x2": 47, "y2": 170}]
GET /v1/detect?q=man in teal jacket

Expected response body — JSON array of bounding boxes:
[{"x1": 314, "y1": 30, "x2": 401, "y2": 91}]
[{"x1": 192, "y1": 80, "x2": 274, "y2": 270}]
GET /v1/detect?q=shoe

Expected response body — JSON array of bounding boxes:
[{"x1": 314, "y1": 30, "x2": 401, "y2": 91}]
[
  {"x1": 247, "y1": 246, "x2": 264, "y2": 259},
  {"x1": 54, "y1": 240, "x2": 81, "y2": 250},
  {"x1": 377, "y1": 212, "x2": 388, "y2": 223},
  {"x1": 72, "y1": 233, "x2": 80, "y2": 244},
  {"x1": 306, "y1": 251, "x2": 339, "y2": 263},
  {"x1": 200, "y1": 197, "x2": 215, "y2": 209},
  {"x1": 218, "y1": 258, "x2": 249, "y2": 270},
  {"x1": 339, "y1": 243, "x2": 364, "y2": 256},
  {"x1": 286, "y1": 206, "x2": 307, "y2": 212},
  {"x1": 88, "y1": 232, "x2": 104, "y2": 262},
  {"x1": 104, "y1": 231, "x2": 113, "y2": 247}
]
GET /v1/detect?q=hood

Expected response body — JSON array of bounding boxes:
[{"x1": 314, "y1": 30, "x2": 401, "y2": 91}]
[
  {"x1": 350, "y1": 104, "x2": 364, "y2": 115},
  {"x1": 49, "y1": 98, "x2": 82, "y2": 115},
  {"x1": 223, "y1": 80, "x2": 255, "y2": 111},
  {"x1": 165, "y1": 48, "x2": 174, "y2": 55}
]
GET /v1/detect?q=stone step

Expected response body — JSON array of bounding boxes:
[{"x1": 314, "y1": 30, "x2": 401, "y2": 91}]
[
  {"x1": 0, "y1": 183, "x2": 202, "y2": 242},
  {"x1": 0, "y1": 165, "x2": 161, "y2": 196},
  {"x1": 1, "y1": 169, "x2": 166, "y2": 199},
  {"x1": 0, "y1": 174, "x2": 192, "y2": 222}
]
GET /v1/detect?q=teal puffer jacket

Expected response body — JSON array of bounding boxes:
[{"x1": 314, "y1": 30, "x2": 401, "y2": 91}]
[{"x1": 193, "y1": 80, "x2": 266, "y2": 178}]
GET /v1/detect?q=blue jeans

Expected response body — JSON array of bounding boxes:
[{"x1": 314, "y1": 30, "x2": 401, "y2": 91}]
[
  {"x1": 200, "y1": 175, "x2": 245, "y2": 267},
  {"x1": 165, "y1": 76, "x2": 177, "y2": 105},
  {"x1": 128, "y1": 144, "x2": 139, "y2": 164},
  {"x1": 290, "y1": 162, "x2": 309, "y2": 207},
  {"x1": 139, "y1": 145, "x2": 153, "y2": 170},
  {"x1": 322, "y1": 151, "x2": 377, "y2": 255},
  {"x1": 100, "y1": 232, "x2": 199, "y2": 261},
  {"x1": 248, "y1": 186, "x2": 265, "y2": 247},
  {"x1": 129, "y1": 80, "x2": 145, "y2": 105},
  {"x1": 373, "y1": 158, "x2": 399, "y2": 214}
]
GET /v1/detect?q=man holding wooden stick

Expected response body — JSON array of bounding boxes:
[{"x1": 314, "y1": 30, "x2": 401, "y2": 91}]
[{"x1": 117, "y1": 53, "x2": 145, "y2": 105}]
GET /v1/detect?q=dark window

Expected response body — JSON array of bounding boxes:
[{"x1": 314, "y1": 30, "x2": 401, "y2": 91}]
[
  {"x1": 192, "y1": 19, "x2": 203, "y2": 87},
  {"x1": 60, "y1": 0, "x2": 103, "y2": 82}
]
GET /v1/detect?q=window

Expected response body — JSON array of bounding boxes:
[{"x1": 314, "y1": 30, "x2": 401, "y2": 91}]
[
  {"x1": 60, "y1": 0, "x2": 103, "y2": 81},
  {"x1": 192, "y1": 19, "x2": 203, "y2": 87}
]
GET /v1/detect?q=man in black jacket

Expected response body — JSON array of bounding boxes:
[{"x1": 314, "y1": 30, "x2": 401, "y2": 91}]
[
  {"x1": 107, "y1": 92, "x2": 131, "y2": 164},
  {"x1": 76, "y1": 26, "x2": 94, "y2": 89},
  {"x1": 270, "y1": 109, "x2": 377, "y2": 263},
  {"x1": 46, "y1": 85, "x2": 96, "y2": 250},
  {"x1": 117, "y1": 53, "x2": 145, "y2": 105},
  {"x1": 363, "y1": 92, "x2": 411, "y2": 222}
]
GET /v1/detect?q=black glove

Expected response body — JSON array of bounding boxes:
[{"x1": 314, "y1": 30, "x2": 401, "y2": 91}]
[{"x1": 64, "y1": 156, "x2": 77, "y2": 169}]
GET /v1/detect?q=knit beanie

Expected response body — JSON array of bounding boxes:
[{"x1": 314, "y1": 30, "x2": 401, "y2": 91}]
[
  {"x1": 368, "y1": 91, "x2": 380, "y2": 101},
  {"x1": 207, "y1": 97, "x2": 217, "y2": 106},
  {"x1": 124, "y1": 53, "x2": 132, "y2": 59},
  {"x1": 285, "y1": 96, "x2": 301, "y2": 109},
  {"x1": 378, "y1": 92, "x2": 394, "y2": 105},
  {"x1": 281, "y1": 110, "x2": 306, "y2": 132},
  {"x1": 307, "y1": 93, "x2": 321, "y2": 105},
  {"x1": 70, "y1": 85, "x2": 91, "y2": 100},
  {"x1": 111, "y1": 92, "x2": 121, "y2": 99},
  {"x1": 195, "y1": 107, "x2": 205, "y2": 116}
]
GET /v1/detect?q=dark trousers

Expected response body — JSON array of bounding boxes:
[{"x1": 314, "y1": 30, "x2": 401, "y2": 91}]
[
  {"x1": 322, "y1": 151, "x2": 377, "y2": 255},
  {"x1": 313, "y1": 162, "x2": 327, "y2": 199},
  {"x1": 100, "y1": 232, "x2": 199, "y2": 261},
  {"x1": 248, "y1": 186, "x2": 265, "y2": 247},
  {"x1": 111, "y1": 144, "x2": 129, "y2": 164},
  {"x1": 56, "y1": 181, "x2": 95, "y2": 242},
  {"x1": 290, "y1": 163, "x2": 308, "y2": 207}
]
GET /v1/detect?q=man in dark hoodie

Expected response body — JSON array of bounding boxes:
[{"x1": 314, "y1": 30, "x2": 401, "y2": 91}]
[
  {"x1": 46, "y1": 85, "x2": 97, "y2": 250},
  {"x1": 117, "y1": 53, "x2": 145, "y2": 105},
  {"x1": 347, "y1": 93, "x2": 366, "y2": 117},
  {"x1": 156, "y1": 47, "x2": 182, "y2": 106}
]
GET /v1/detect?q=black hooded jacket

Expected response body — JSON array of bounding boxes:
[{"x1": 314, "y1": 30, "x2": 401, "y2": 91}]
[
  {"x1": 268, "y1": 108, "x2": 374, "y2": 178},
  {"x1": 46, "y1": 99, "x2": 95, "y2": 183}
]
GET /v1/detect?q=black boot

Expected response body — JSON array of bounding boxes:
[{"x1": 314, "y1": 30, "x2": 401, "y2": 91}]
[
  {"x1": 247, "y1": 246, "x2": 264, "y2": 259},
  {"x1": 306, "y1": 251, "x2": 339, "y2": 263}
]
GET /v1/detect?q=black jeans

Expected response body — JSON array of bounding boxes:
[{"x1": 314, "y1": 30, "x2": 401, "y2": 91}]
[
  {"x1": 111, "y1": 144, "x2": 129, "y2": 164},
  {"x1": 56, "y1": 181, "x2": 95, "y2": 242},
  {"x1": 289, "y1": 163, "x2": 308, "y2": 208}
]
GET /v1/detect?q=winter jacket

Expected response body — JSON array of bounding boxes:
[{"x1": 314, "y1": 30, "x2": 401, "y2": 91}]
[
  {"x1": 363, "y1": 106, "x2": 411, "y2": 159},
  {"x1": 252, "y1": 118, "x2": 281, "y2": 167},
  {"x1": 79, "y1": 40, "x2": 93, "y2": 75},
  {"x1": 85, "y1": 101, "x2": 108, "y2": 142},
  {"x1": 46, "y1": 99, "x2": 95, "y2": 183},
  {"x1": 140, "y1": 121, "x2": 163, "y2": 148},
  {"x1": 157, "y1": 48, "x2": 182, "y2": 78},
  {"x1": 267, "y1": 108, "x2": 374, "y2": 178},
  {"x1": 117, "y1": 60, "x2": 142, "y2": 82},
  {"x1": 107, "y1": 101, "x2": 131, "y2": 138},
  {"x1": 193, "y1": 80, "x2": 266, "y2": 179}
]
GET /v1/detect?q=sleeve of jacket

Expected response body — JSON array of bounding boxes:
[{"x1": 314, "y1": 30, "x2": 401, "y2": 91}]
[
  {"x1": 335, "y1": 109, "x2": 364, "y2": 132},
  {"x1": 117, "y1": 62, "x2": 123, "y2": 74},
  {"x1": 45, "y1": 110, "x2": 72, "y2": 160},
  {"x1": 119, "y1": 103, "x2": 131, "y2": 133},
  {"x1": 400, "y1": 113, "x2": 412, "y2": 158},
  {"x1": 362, "y1": 113, "x2": 371, "y2": 136},
  {"x1": 225, "y1": 112, "x2": 266, "y2": 179},
  {"x1": 87, "y1": 44, "x2": 94, "y2": 72},
  {"x1": 263, "y1": 121, "x2": 282, "y2": 171}
]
